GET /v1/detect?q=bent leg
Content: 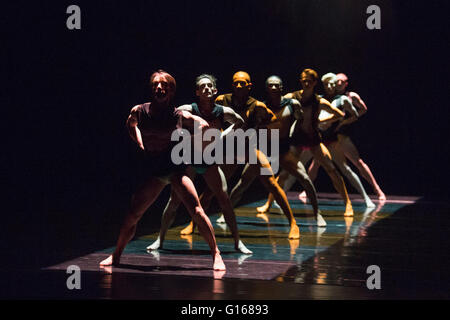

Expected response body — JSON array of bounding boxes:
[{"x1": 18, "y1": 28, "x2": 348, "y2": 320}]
[
  {"x1": 329, "y1": 143, "x2": 375, "y2": 208},
  {"x1": 339, "y1": 135, "x2": 386, "y2": 200},
  {"x1": 257, "y1": 169, "x2": 290, "y2": 213},
  {"x1": 280, "y1": 152, "x2": 321, "y2": 217},
  {"x1": 312, "y1": 143, "x2": 353, "y2": 216},
  {"x1": 256, "y1": 150, "x2": 299, "y2": 239},
  {"x1": 170, "y1": 172, "x2": 225, "y2": 270},
  {"x1": 100, "y1": 177, "x2": 167, "y2": 266},
  {"x1": 203, "y1": 165, "x2": 252, "y2": 254}
]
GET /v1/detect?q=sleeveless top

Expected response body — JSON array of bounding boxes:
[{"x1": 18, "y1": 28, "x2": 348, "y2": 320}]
[
  {"x1": 190, "y1": 102, "x2": 225, "y2": 129},
  {"x1": 217, "y1": 94, "x2": 274, "y2": 129},
  {"x1": 135, "y1": 102, "x2": 182, "y2": 154},
  {"x1": 289, "y1": 91, "x2": 322, "y2": 147}
]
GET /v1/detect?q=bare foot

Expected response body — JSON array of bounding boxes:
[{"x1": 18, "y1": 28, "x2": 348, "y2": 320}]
[
  {"x1": 256, "y1": 202, "x2": 270, "y2": 213},
  {"x1": 377, "y1": 192, "x2": 386, "y2": 201},
  {"x1": 213, "y1": 252, "x2": 226, "y2": 271},
  {"x1": 146, "y1": 236, "x2": 161, "y2": 250},
  {"x1": 180, "y1": 221, "x2": 195, "y2": 235},
  {"x1": 365, "y1": 198, "x2": 376, "y2": 208},
  {"x1": 316, "y1": 212, "x2": 327, "y2": 227},
  {"x1": 236, "y1": 240, "x2": 253, "y2": 254},
  {"x1": 288, "y1": 223, "x2": 300, "y2": 239},
  {"x1": 99, "y1": 255, "x2": 119, "y2": 267}
]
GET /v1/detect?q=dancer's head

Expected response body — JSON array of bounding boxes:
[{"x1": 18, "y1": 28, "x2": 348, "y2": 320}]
[
  {"x1": 150, "y1": 70, "x2": 176, "y2": 104},
  {"x1": 265, "y1": 75, "x2": 283, "y2": 97},
  {"x1": 336, "y1": 73, "x2": 349, "y2": 94},
  {"x1": 195, "y1": 74, "x2": 218, "y2": 101},
  {"x1": 300, "y1": 68, "x2": 319, "y2": 91},
  {"x1": 232, "y1": 71, "x2": 252, "y2": 98},
  {"x1": 321, "y1": 72, "x2": 337, "y2": 96}
]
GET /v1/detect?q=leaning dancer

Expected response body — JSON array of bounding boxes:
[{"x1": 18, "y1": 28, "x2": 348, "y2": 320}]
[
  {"x1": 99, "y1": 70, "x2": 226, "y2": 271},
  {"x1": 335, "y1": 73, "x2": 386, "y2": 201},
  {"x1": 305, "y1": 73, "x2": 375, "y2": 207},
  {"x1": 260, "y1": 69, "x2": 354, "y2": 216},
  {"x1": 147, "y1": 74, "x2": 252, "y2": 254}
]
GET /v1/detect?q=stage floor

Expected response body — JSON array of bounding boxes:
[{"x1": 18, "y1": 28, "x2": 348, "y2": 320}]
[{"x1": 4, "y1": 193, "x2": 450, "y2": 300}]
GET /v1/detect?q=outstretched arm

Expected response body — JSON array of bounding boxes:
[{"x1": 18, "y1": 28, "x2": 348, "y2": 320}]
[{"x1": 126, "y1": 105, "x2": 145, "y2": 151}]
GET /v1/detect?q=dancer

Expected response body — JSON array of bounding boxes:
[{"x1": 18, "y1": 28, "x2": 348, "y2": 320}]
[
  {"x1": 335, "y1": 73, "x2": 386, "y2": 200},
  {"x1": 230, "y1": 75, "x2": 326, "y2": 226},
  {"x1": 182, "y1": 71, "x2": 301, "y2": 239},
  {"x1": 305, "y1": 73, "x2": 375, "y2": 207},
  {"x1": 146, "y1": 74, "x2": 252, "y2": 254},
  {"x1": 99, "y1": 70, "x2": 226, "y2": 271},
  {"x1": 260, "y1": 68, "x2": 354, "y2": 216}
]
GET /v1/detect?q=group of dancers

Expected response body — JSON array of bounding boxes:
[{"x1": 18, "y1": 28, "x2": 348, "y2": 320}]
[{"x1": 99, "y1": 68, "x2": 385, "y2": 271}]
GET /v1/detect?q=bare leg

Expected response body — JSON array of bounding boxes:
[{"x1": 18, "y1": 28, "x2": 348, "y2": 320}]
[
  {"x1": 170, "y1": 172, "x2": 225, "y2": 271},
  {"x1": 328, "y1": 142, "x2": 375, "y2": 208},
  {"x1": 181, "y1": 164, "x2": 239, "y2": 233},
  {"x1": 280, "y1": 152, "x2": 326, "y2": 226},
  {"x1": 100, "y1": 177, "x2": 168, "y2": 266},
  {"x1": 338, "y1": 134, "x2": 386, "y2": 200},
  {"x1": 255, "y1": 150, "x2": 300, "y2": 239},
  {"x1": 312, "y1": 143, "x2": 354, "y2": 216},
  {"x1": 256, "y1": 169, "x2": 290, "y2": 213},
  {"x1": 203, "y1": 165, "x2": 252, "y2": 254},
  {"x1": 308, "y1": 159, "x2": 320, "y2": 181},
  {"x1": 149, "y1": 168, "x2": 196, "y2": 249}
]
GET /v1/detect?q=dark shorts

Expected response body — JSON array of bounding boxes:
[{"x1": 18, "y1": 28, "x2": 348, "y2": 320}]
[
  {"x1": 289, "y1": 132, "x2": 322, "y2": 150},
  {"x1": 142, "y1": 152, "x2": 187, "y2": 182},
  {"x1": 320, "y1": 130, "x2": 339, "y2": 145}
]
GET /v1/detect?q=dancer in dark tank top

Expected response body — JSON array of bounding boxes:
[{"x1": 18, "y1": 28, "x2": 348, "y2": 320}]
[{"x1": 99, "y1": 70, "x2": 226, "y2": 271}]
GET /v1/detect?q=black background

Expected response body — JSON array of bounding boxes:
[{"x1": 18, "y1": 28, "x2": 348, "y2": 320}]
[{"x1": 2, "y1": 1, "x2": 449, "y2": 269}]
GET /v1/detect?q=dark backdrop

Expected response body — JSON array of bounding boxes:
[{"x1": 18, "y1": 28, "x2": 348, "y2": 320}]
[{"x1": 2, "y1": 1, "x2": 449, "y2": 268}]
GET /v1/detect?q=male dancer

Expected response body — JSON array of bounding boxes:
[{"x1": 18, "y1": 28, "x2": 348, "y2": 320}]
[
  {"x1": 182, "y1": 71, "x2": 301, "y2": 239},
  {"x1": 305, "y1": 73, "x2": 375, "y2": 207},
  {"x1": 229, "y1": 75, "x2": 326, "y2": 226},
  {"x1": 99, "y1": 70, "x2": 226, "y2": 271},
  {"x1": 146, "y1": 74, "x2": 252, "y2": 254},
  {"x1": 335, "y1": 73, "x2": 386, "y2": 201},
  {"x1": 259, "y1": 69, "x2": 354, "y2": 216}
]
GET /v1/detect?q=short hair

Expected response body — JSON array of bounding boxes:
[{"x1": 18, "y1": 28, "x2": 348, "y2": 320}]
[
  {"x1": 321, "y1": 72, "x2": 337, "y2": 83},
  {"x1": 195, "y1": 74, "x2": 217, "y2": 89},
  {"x1": 301, "y1": 68, "x2": 319, "y2": 82},
  {"x1": 233, "y1": 71, "x2": 251, "y2": 82},
  {"x1": 265, "y1": 75, "x2": 283, "y2": 88},
  {"x1": 336, "y1": 73, "x2": 349, "y2": 83},
  {"x1": 149, "y1": 69, "x2": 176, "y2": 92}
]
